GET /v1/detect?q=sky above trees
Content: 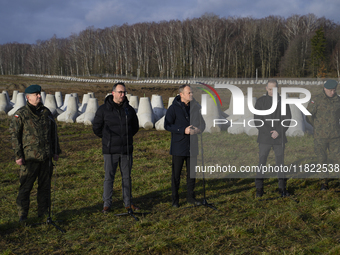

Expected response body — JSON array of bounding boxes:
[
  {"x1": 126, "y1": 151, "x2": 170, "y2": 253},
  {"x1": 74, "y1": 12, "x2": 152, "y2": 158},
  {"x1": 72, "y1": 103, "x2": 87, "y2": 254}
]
[
  {"x1": 2, "y1": 15, "x2": 339, "y2": 78},
  {"x1": 1, "y1": 0, "x2": 340, "y2": 45}
]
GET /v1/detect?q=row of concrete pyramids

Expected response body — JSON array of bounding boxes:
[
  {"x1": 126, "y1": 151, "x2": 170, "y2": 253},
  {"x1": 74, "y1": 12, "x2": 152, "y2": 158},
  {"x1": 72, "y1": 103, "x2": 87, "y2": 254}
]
[{"x1": 1, "y1": 89, "x2": 313, "y2": 136}]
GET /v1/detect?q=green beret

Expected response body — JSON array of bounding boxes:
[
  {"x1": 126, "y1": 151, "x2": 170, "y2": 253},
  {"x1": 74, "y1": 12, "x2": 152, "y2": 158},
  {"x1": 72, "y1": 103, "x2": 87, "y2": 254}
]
[
  {"x1": 324, "y1": 80, "x2": 338, "y2": 89},
  {"x1": 25, "y1": 84, "x2": 41, "y2": 94}
]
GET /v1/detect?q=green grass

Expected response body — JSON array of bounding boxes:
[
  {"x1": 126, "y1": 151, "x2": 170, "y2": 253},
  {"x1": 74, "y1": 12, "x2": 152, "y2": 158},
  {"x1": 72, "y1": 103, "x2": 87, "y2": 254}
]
[{"x1": 1, "y1": 117, "x2": 340, "y2": 254}]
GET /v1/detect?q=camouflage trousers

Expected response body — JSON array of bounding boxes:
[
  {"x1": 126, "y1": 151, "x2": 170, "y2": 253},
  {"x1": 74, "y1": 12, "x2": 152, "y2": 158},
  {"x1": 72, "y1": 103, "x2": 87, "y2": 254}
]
[
  {"x1": 314, "y1": 137, "x2": 340, "y2": 184},
  {"x1": 16, "y1": 159, "x2": 53, "y2": 218}
]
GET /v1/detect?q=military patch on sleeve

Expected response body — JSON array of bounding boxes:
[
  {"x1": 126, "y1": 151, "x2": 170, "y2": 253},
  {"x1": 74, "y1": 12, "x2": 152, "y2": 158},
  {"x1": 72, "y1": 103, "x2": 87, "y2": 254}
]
[{"x1": 14, "y1": 114, "x2": 19, "y2": 118}]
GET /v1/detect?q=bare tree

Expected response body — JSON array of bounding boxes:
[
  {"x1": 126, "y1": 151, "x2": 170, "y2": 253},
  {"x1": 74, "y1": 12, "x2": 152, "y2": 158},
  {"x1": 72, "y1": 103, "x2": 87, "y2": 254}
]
[
  {"x1": 150, "y1": 22, "x2": 166, "y2": 77},
  {"x1": 2, "y1": 14, "x2": 340, "y2": 78}
]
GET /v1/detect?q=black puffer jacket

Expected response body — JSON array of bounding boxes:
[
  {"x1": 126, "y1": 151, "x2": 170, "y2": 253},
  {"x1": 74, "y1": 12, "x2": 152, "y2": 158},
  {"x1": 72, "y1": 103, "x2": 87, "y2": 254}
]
[
  {"x1": 93, "y1": 95, "x2": 139, "y2": 155},
  {"x1": 164, "y1": 95, "x2": 205, "y2": 156}
]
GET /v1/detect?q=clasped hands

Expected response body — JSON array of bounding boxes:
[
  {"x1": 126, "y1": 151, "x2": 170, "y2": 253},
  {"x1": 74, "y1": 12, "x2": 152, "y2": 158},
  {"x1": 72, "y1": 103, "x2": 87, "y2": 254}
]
[{"x1": 185, "y1": 125, "x2": 201, "y2": 135}]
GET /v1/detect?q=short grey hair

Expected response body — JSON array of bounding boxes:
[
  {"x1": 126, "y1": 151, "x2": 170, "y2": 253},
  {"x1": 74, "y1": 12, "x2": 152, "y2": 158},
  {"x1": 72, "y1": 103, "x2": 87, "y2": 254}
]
[
  {"x1": 267, "y1": 79, "x2": 278, "y2": 87},
  {"x1": 112, "y1": 82, "x2": 126, "y2": 91},
  {"x1": 178, "y1": 84, "x2": 191, "y2": 94}
]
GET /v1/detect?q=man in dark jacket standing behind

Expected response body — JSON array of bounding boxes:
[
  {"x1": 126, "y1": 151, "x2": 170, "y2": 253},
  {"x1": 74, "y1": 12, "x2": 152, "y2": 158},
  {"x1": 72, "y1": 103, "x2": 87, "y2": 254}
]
[
  {"x1": 164, "y1": 84, "x2": 205, "y2": 207},
  {"x1": 254, "y1": 79, "x2": 292, "y2": 198},
  {"x1": 93, "y1": 83, "x2": 139, "y2": 213}
]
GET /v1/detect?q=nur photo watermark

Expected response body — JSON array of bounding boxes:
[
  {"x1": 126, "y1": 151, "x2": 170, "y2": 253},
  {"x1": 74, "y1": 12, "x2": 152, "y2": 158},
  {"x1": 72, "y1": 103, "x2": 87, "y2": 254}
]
[{"x1": 189, "y1": 80, "x2": 340, "y2": 179}]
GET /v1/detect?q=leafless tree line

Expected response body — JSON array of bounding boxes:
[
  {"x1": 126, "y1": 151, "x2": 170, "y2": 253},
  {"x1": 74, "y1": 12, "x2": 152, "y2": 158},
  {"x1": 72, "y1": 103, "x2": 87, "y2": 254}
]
[{"x1": 1, "y1": 13, "x2": 340, "y2": 78}]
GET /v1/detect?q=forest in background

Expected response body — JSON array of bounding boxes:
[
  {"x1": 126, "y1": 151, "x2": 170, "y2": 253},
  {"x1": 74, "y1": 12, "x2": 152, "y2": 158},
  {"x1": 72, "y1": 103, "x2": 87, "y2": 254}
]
[{"x1": 1, "y1": 13, "x2": 340, "y2": 79}]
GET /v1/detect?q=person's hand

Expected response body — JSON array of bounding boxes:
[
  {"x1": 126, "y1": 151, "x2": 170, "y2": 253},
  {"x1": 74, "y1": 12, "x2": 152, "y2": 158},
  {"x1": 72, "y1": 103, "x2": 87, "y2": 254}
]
[
  {"x1": 185, "y1": 126, "x2": 200, "y2": 135},
  {"x1": 185, "y1": 126, "x2": 191, "y2": 134},
  {"x1": 53, "y1": 154, "x2": 59, "y2": 161},
  {"x1": 190, "y1": 126, "x2": 200, "y2": 135},
  {"x1": 16, "y1": 158, "x2": 25, "y2": 165},
  {"x1": 270, "y1": 130, "x2": 279, "y2": 139}
]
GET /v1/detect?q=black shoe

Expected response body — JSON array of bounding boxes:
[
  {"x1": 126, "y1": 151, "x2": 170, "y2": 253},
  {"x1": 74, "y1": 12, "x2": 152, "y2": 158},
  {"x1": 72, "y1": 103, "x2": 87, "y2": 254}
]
[
  {"x1": 187, "y1": 198, "x2": 201, "y2": 206},
  {"x1": 19, "y1": 215, "x2": 27, "y2": 222},
  {"x1": 321, "y1": 184, "x2": 329, "y2": 191},
  {"x1": 278, "y1": 188, "x2": 290, "y2": 197},
  {"x1": 256, "y1": 188, "x2": 264, "y2": 198},
  {"x1": 172, "y1": 203, "x2": 179, "y2": 208},
  {"x1": 172, "y1": 200, "x2": 179, "y2": 208}
]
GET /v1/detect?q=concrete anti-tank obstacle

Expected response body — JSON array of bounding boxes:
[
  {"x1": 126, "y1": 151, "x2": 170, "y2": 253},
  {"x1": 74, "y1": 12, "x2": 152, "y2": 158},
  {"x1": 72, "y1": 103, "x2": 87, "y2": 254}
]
[
  {"x1": 224, "y1": 94, "x2": 233, "y2": 116},
  {"x1": 8, "y1": 93, "x2": 26, "y2": 116},
  {"x1": 227, "y1": 118, "x2": 244, "y2": 134},
  {"x1": 0, "y1": 93, "x2": 12, "y2": 114},
  {"x1": 1, "y1": 91, "x2": 13, "y2": 113},
  {"x1": 129, "y1": 95, "x2": 139, "y2": 112},
  {"x1": 87, "y1": 92, "x2": 95, "y2": 98},
  {"x1": 155, "y1": 115, "x2": 165, "y2": 131},
  {"x1": 304, "y1": 120, "x2": 313, "y2": 135},
  {"x1": 299, "y1": 93, "x2": 310, "y2": 109},
  {"x1": 137, "y1": 97, "x2": 154, "y2": 130},
  {"x1": 72, "y1": 93, "x2": 80, "y2": 107},
  {"x1": 55, "y1": 92, "x2": 63, "y2": 108},
  {"x1": 201, "y1": 94, "x2": 226, "y2": 133},
  {"x1": 155, "y1": 95, "x2": 176, "y2": 131},
  {"x1": 11, "y1": 90, "x2": 18, "y2": 104},
  {"x1": 167, "y1": 97, "x2": 175, "y2": 108},
  {"x1": 244, "y1": 97, "x2": 258, "y2": 136},
  {"x1": 44, "y1": 94, "x2": 58, "y2": 117},
  {"x1": 60, "y1": 94, "x2": 71, "y2": 111},
  {"x1": 78, "y1": 93, "x2": 91, "y2": 113},
  {"x1": 151, "y1": 94, "x2": 166, "y2": 122},
  {"x1": 155, "y1": 96, "x2": 177, "y2": 131},
  {"x1": 84, "y1": 98, "x2": 99, "y2": 125},
  {"x1": 41, "y1": 91, "x2": 46, "y2": 105},
  {"x1": 57, "y1": 96, "x2": 80, "y2": 123},
  {"x1": 76, "y1": 98, "x2": 98, "y2": 125},
  {"x1": 226, "y1": 95, "x2": 258, "y2": 135},
  {"x1": 244, "y1": 116, "x2": 259, "y2": 136},
  {"x1": 126, "y1": 94, "x2": 132, "y2": 101},
  {"x1": 299, "y1": 93, "x2": 313, "y2": 135},
  {"x1": 3, "y1": 90, "x2": 14, "y2": 107},
  {"x1": 226, "y1": 104, "x2": 246, "y2": 135},
  {"x1": 286, "y1": 101, "x2": 305, "y2": 137}
]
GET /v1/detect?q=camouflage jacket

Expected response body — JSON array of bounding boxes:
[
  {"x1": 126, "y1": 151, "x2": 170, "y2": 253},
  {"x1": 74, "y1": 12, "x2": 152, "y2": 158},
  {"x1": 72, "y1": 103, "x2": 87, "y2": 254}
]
[
  {"x1": 9, "y1": 102, "x2": 61, "y2": 162},
  {"x1": 306, "y1": 91, "x2": 340, "y2": 139}
]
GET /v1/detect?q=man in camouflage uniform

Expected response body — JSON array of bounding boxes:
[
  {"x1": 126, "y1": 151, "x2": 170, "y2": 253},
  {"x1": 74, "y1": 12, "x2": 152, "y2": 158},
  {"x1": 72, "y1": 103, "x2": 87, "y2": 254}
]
[
  {"x1": 9, "y1": 85, "x2": 61, "y2": 221},
  {"x1": 306, "y1": 79, "x2": 340, "y2": 190}
]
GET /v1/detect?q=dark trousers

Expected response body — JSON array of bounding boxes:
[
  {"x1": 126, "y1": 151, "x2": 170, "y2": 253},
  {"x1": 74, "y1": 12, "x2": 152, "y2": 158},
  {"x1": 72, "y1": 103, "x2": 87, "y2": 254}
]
[
  {"x1": 16, "y1": 160, "x2": 53, "y2": 217},
  {"x1": 255, "y1": 143, "x2": 286, "y2": 190},
  {"x1": 103, "y1": 154, "x2": 132, "y2": 208},
  {"x1": 314, "y1": 137, "x2": 340, "y2": 184},
  {"x1": 171, "y1": 155, "x2": 196, "y2": 204}
]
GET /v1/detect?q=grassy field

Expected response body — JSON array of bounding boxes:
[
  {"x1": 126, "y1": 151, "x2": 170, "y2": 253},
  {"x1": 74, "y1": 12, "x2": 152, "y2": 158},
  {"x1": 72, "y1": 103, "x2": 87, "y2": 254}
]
[{"x1": 1, "y1": 76, "x2": 340, "y2": 254}]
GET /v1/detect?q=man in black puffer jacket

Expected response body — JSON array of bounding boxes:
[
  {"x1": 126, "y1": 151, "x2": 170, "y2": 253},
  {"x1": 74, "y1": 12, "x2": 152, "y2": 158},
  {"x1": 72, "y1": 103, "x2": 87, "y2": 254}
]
[
  {"x1": 164, "y1": 84, "x2": 205, "y2": 207},
  {"x1": 254, "y1": 79, "x2": 291, "y2": 198},
  {"x1": 93, "y1": 83, "x2": 139, "y2": 213}
]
